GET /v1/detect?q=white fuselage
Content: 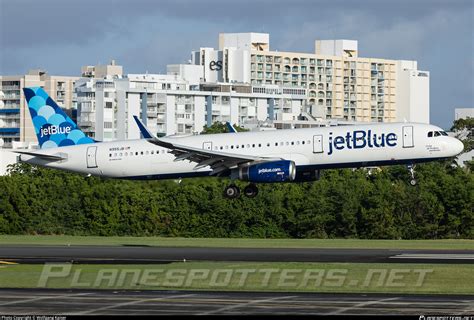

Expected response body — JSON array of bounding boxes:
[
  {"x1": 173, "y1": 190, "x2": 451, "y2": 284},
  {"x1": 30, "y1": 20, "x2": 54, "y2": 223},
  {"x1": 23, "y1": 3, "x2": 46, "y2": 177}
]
[{"x1": 19, "y1": 122, "x2": 464, "y2": 180}]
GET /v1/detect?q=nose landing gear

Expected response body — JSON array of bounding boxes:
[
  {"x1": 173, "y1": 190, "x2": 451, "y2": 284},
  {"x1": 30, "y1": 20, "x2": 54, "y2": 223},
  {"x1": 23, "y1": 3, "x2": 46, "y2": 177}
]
[
  {"x1": 224, "y1": 183, "x2": 259, "y2": 199},
  {"x1": 408, "y1": 164, "x2": 417, "y2": 186}
]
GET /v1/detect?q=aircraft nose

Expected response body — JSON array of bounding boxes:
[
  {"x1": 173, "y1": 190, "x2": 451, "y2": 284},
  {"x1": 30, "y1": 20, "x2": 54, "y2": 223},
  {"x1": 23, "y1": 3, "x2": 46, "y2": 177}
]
[{"x1": 451, "y1": 138, "x2": 464, "y2": 155}]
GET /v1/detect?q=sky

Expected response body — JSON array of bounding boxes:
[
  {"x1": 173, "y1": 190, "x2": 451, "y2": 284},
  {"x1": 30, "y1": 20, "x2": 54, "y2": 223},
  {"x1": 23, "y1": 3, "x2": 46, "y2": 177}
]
[{"x1": 1, "y1": 0, "x2": 473, "y2": 129}]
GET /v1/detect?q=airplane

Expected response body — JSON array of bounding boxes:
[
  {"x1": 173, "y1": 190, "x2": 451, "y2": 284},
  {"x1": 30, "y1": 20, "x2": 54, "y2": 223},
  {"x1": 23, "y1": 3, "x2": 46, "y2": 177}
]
[{"x1": 16, "y1": 87, "x2": 464, "y2": 198}]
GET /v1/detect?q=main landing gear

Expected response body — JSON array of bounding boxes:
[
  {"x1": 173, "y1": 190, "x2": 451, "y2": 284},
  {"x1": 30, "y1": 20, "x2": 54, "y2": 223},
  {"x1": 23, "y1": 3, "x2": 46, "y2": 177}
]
[
  {"x1": 408, "y1": 164, "x2": 417, "y2": 186},
  {"x1": 224, "y1": 183, "x2": 259, "y2": 199}
]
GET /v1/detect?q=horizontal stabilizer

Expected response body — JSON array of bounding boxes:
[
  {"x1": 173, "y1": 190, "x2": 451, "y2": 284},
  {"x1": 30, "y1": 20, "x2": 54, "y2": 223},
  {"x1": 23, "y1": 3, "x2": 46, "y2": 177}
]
[{"x1": 13, "y1": 150, "x2": 67, "y2": 161}]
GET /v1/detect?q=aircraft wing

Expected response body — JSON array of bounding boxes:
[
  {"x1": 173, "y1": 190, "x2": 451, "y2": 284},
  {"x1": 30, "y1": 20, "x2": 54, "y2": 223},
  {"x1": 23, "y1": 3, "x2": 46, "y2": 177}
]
[{"x1": 133, "y1": 116, "x2": 281, "y2": 176}]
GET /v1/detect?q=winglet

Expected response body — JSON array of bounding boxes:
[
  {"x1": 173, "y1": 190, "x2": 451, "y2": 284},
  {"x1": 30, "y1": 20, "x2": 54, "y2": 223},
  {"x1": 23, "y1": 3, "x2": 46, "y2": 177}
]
[
  {"x1": 133, "y1": 116, "x2": 154, "y2": 139},
  {"x1": 226, "y1": 122, "x2": 237, "y2": 133}
]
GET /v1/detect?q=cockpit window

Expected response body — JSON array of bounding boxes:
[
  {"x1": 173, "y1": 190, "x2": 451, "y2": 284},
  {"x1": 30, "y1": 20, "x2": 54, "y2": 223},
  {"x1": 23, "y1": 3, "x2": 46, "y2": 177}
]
[{"x1": 428, "y1": 130, "x2": 448, "y2": 137}]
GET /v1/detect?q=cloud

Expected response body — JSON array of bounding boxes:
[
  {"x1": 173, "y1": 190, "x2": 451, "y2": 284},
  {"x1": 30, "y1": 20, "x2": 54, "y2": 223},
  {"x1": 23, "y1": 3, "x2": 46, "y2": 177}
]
[{"x1": 0, "y1": 0, "x2": 472, "y2": 127}]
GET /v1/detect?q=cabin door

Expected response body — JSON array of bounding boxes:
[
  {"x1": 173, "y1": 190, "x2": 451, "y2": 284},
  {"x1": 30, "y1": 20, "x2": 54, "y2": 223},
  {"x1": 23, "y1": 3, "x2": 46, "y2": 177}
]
[{"x1": 402, "y1": 126, "x2": 414, "y2": 148}]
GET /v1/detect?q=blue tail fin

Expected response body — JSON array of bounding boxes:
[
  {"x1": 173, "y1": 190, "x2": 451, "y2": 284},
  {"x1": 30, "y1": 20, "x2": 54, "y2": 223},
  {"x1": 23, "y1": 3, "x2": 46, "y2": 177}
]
[{"x1": 23, "y1": 87, "x2": 95, "y2": 149}]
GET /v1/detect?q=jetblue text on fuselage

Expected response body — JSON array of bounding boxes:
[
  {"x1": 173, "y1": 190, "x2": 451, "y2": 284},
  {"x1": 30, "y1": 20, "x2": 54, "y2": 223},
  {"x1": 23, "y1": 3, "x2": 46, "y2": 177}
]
[
  {"x1": 40, "y1": 125, "x2": 71, "y2": 138},
  {"x1": 327, "y1": 130, "x2": 397, "y2": 155}
]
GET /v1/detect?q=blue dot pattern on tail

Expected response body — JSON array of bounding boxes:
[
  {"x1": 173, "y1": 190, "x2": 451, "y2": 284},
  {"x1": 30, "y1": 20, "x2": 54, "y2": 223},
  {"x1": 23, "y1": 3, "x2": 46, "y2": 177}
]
[{"x1": 23, "y1": 87, "x2": 95, "y2": 149}]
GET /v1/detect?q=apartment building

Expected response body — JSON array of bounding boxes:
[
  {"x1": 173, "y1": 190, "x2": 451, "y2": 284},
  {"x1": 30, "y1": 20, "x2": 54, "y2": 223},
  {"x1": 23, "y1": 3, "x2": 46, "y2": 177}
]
[
  {"x1": 192, "y1": 32, "x2": 429, "y2": 124},
  {"x1": 0, "y1": 70, "x2": 79, "y2": 148},
  {"x1": 74, "y1": 65, "x2": 307, "y2": 141}
]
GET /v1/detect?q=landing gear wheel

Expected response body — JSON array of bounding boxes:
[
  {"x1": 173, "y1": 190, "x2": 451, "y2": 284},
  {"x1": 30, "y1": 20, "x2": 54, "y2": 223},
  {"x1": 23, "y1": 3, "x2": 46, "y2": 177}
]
[
  {"x1": 243, "y1": 183, "x2": 259, "y2": 198},
  {"x1": 224, "y1": 184, "x2": 240, "y2": 199},
  {"x1": 408, "y1": 164, "x2": 417, "y2": 186}
]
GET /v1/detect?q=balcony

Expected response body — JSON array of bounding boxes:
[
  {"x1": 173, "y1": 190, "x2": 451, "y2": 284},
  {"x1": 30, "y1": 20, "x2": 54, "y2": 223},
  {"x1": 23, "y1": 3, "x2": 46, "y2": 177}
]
[
  {"x1": 3, "y1": 95, "x2": 21, "y2": 100},
  {"x1": 0, "y1": 108, "x2": 20, "y2": 114},
  {"x1": 78, "y1": 121, "x2": 94, "y2": 127},
  {"x1": 1, "y1": 85, "x2": 20, "y2": 91},
  {"x1": 0, "y1": 127, "x2": 20, "y2": 135}
]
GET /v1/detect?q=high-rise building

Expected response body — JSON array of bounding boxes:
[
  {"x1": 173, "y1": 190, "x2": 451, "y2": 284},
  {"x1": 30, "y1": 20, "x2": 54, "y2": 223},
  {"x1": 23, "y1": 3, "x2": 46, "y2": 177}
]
[
  {"x1": 192, "y1": 32, "x2": 430, "y2": 124},
  {"x1": 0, "y1": 70, "x2": 79, "y2": 148}
]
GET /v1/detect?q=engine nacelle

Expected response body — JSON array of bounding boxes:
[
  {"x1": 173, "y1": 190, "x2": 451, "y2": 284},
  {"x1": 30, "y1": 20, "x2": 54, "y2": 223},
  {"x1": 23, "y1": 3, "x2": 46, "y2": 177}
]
[{"x1": 235, "y1": 160, "x2": 296, "y2": 183}]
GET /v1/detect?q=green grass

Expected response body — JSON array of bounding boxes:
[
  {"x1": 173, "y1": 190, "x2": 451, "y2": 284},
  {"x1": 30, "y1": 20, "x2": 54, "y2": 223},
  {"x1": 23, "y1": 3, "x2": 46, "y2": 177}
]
[
  {"x1": 0, "y1": 262, "x2": 472, "y2": 295},
  {"x1": 0, "y1": 235, "x2": 473, "y2": 249}
]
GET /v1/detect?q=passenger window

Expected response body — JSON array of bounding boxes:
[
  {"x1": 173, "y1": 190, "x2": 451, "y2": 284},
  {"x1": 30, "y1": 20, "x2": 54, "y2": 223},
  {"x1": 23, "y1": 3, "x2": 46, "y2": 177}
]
[
  {"x1": 252, "y1": 144, "x2": 255, "y2": 148},
  {"x1": 220, "y1": 146, "x2": 223, "y2": 150},
  {"x1": 302, "y1": 141, "x2": 305, "y2": 145},
  {"x1": 275, "y1": 142, "x2": 278, "y2": 146},
  {"x1": 258, "y1": 144, "x2": 261, "y2": 147},
  {"x1": 267, "y1": 143, "x2": 270, "y2": 147},
  {"x1": 291, "y1": 142, "x2": 294, "y2": 145},
  {"x1": 135, "y1": 152, "x2": 138, "y2": 155}
]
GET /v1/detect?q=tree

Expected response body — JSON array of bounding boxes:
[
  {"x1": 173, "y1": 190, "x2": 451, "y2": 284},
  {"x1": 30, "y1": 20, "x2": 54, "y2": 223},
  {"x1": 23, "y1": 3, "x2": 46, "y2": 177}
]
[{"x1": 201, "y1": 122, "x2": 248, "y2": 134}]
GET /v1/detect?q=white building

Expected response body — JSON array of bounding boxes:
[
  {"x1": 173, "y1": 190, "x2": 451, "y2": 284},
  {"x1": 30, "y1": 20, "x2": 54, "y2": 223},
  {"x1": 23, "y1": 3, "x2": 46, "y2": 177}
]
[
  {"x1": 192, "y1": 32, "x2": 430, "y2": 124},
  {"x1": 75, "y1": 68, "x2": 307, "y2": 141},
  {"x1": 396, "y1": 60, "x2": 430, "y2": 124},
  {"x1": 454, "y1": 108, "x2": 474, "y2": 120}
]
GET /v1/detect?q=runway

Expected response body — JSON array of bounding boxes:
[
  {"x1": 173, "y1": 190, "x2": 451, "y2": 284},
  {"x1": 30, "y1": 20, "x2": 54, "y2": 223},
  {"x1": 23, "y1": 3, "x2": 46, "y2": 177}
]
[
  {"x1": 0, "y1": 245, "x2": 473, "y2": 264},
  {"x1": 0, "y1": 289, "x2": 472, "y2": 315}
]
